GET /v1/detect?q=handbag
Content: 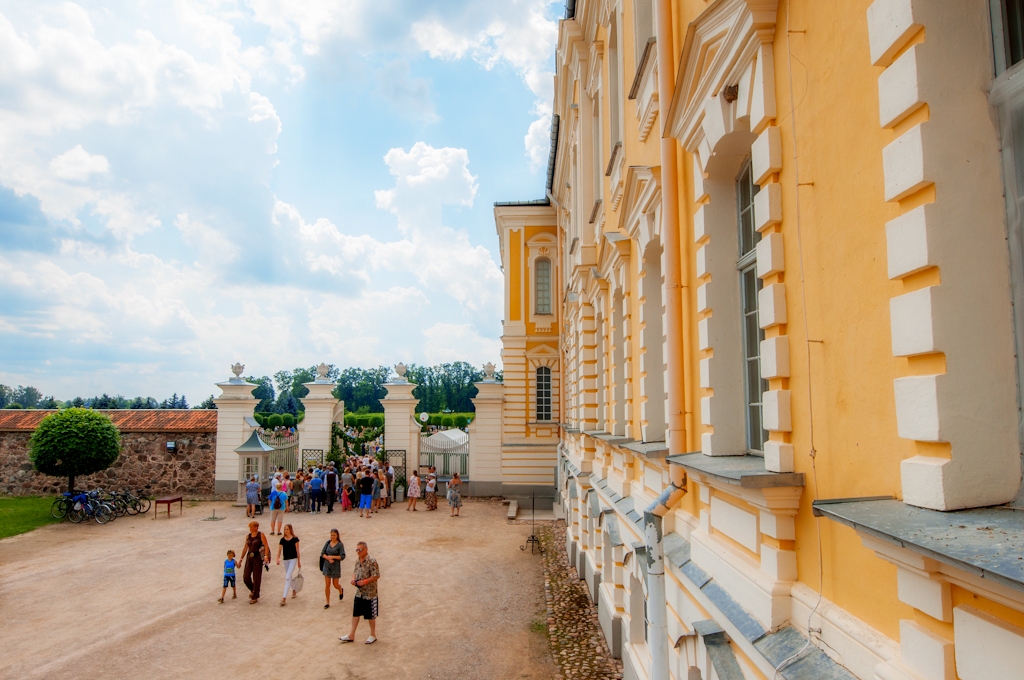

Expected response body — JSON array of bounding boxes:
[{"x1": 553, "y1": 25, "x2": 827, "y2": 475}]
[
  {"x1": 291, "y1": 569, "x2": 305, "y2": 593},
  {"x1": 319, "y1": 540, "x2": 331, "y2": 572}
]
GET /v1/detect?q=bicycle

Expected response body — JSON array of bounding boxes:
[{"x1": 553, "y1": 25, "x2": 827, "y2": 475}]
[{"x1": 67, "y1": 492, "x2": 113, "y2": 524}]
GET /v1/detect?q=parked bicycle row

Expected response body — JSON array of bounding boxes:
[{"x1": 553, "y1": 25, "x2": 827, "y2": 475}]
[{"x1": 50, "y1": 488, "x2": 152, "y2": 524}]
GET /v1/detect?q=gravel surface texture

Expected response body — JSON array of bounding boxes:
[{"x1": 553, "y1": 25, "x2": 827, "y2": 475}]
[
  {"x1": 536, "y1": 521, "x2": 623, "y2": 680},
  {"x1": 0, "y1": 498, "x2": 554, "y2": 679}
]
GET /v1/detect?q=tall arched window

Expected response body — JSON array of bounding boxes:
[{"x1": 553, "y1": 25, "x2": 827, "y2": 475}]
[
  {"x1": 536, "y1": 366, "x2": 552, "y2": 421},
  {"x1": 737, "y1": 157, "x2": 767, "y2": 453},
  {"x1": 535, "y1": 258, "x2": 552, "y2": 314}
]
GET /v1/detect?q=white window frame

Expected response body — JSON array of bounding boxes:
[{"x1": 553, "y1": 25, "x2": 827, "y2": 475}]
[{"x1": 736, "y1": 157, "x2": 767, "y2": 454}]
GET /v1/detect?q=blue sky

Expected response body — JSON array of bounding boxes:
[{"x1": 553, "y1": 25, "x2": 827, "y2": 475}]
[{"x1": 0, "y1": 0, "x2": 560, "y2": 402}]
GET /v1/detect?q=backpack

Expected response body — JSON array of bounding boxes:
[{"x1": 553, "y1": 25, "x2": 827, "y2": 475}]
[{"x1": 270, "y1": 491, "x2": 285, "y2": 510}]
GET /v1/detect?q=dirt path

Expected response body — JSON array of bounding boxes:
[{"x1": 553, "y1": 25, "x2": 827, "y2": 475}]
[{"x1": 0, "y1": 498, "x2": 555, "y2": 680}]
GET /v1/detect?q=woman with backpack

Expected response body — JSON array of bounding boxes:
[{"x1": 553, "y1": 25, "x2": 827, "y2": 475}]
[
  {"x1": 268, "y1": 481, "x2": 287, "y2": 535},
  {"x1": 320, "y1": 528, "x2": 345, "y2": 608}
]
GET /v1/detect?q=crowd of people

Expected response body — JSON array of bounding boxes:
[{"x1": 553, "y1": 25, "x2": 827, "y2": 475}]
[
  {"x1": 227, "y1": 453, "x2": 464, "y2": 644},
  {"x1": 244, "y1": 455, "x2": 464, "y2": 519}
]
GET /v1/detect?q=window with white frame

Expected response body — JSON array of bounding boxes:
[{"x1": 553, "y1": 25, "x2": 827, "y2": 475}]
[
  {"x1": 536, "y1": 366, "x2": 552, "y2": 421},
  {"x1": 633, "y1": 0, "x2": 655, "y2": 67},
  {"x1": 608, "y1": 14, "x2": 624, "y2": 146},
  {"x1": 536, "y1": 258, "x2": 552, "y2": 314},
  {"x1": 736, "y1": 158, "x2": 768, "y2": 453},
  {"x1": 992, "y1": 0, "x2": 1024, "y2": 478}
]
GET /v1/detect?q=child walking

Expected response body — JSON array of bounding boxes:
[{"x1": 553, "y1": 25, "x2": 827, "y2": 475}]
[{"x1": 219, "y1": 550, "x2": 239, "y2": 603}]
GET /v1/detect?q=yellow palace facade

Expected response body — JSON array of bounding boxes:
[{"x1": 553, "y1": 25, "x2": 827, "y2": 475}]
[{"x1": 495, "y1": 0, "x2": 1024, "y2": 679}]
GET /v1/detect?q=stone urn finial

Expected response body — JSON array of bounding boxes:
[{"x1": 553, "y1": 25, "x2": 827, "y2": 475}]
[
  {"x1": 483, "y1": 362, "x2": 496, "y2": 381},
  {"x1": 316, "y1": 362, "x2": 330, "y2": 380},
  {"x1": 231, "y1": 362, "x2": 244, "y2": 378},
  {"x1": 394, "y1": 362, "x2": 408, "y2": 381}
]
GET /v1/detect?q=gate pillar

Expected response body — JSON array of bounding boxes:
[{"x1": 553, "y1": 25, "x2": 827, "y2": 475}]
[
  {"x1": 382, "y1": 364, "x2": 419, "y2": 479},
  {"x1": 469, "y1": 369, "x2": 504, "y2": 496},
  {"x1": 298, "y1": 363, "x2": 342, "y2": 463},
  {"x1": 213, "y1": 363, "x2": 258, "y2": 495}
]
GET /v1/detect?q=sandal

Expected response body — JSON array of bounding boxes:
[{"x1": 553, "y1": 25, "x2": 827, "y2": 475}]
[
  {"x1": 324, "y1": 604, "x2": 330, "y2": 609},
  {"x1": 217, "y1": 598, "x2": 224, "y2": 603},
  {"x1": 339, "y1": 590, "x2": 344, "y2": 601},
  {"x1": 365, "y1": 636, "x2": 377, "y2": 644},
  {"x1": 338, "y1": 635, "x2": 353, "y2": 643},
  {"x1": 280, "y1": 599, "x2": 286, "y2": 606}
]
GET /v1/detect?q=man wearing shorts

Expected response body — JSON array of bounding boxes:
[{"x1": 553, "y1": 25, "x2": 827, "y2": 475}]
[
  {"x1": 357, "y1": 472, "x2": 374, "y2": 519},
  {"x1": 339, "y1": 542, "x2": 380, "y2": 644}
]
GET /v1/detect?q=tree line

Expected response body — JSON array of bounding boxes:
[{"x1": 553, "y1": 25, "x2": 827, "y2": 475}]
[
  {"x1": 0, "y1": 385, "x2": 216, "y2": 410},
  {"x1": 2, "y1": 361, "x2": 501, "y2": 413}
]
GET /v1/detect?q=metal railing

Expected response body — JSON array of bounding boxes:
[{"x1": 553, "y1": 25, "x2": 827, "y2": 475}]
[
  {"x1": 258, "y1": 430, "x2": 300, "y2": 471},
  {"x1": 419, "y1": 450, "x2": 469, "y2": 477}
]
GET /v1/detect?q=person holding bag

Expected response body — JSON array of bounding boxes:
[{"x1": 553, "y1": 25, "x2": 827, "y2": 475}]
[
  {"x1": 276, "y1": 524, "x2": 301, "y2": 606},
  {"x1": 320, "y1": 529, "x2": 345, "y2": 608}
]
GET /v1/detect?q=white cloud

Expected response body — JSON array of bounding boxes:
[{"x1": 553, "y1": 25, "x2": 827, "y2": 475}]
[
  {"x1": 410, "y1": 0, "x2": 558, "y2": 169},
  {"x1": 374, "y1": 142, "x2": 478, "y2": 233},
  {"x1": 423, "y1": 322, "x2": 502, "y2": 365},
  {"x1": 49, "y1": 145, "x2": 110, "y2": 181},
  {"x1": 248, "y1": 92, "x2": 282, "y2": 153},
  {"x1": 175, "y1": 213, "x2": 240, "y2": 265}
]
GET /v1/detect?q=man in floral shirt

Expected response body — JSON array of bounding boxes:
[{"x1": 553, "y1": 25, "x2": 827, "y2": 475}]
[{"x1": 338, "y1": 541, "x2": 381, "y2": 644}]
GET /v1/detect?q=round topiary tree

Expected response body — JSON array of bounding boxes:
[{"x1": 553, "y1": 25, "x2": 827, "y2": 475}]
[
  {"x1": 454, "y1": 414, "x2": 469, "y2": 428},
  {"x1": 268, "y1": 413, "x2": 284, "y2": 428},
  {"x1": 344, "y1": 413, "x2": 356, "y2": 427},
  {"x1": 441, "y1": 415, "x2": 455, "y2": 428},
  {"x1": 429, "y1": 414, "x2": 442, "y2": 426},
  {"x1": 253, "y1": 413, "x2": 265, "y2": 426},
  {"x1": 282, "y1": 413, "x2": 295, "y2": 427},
  {"x1": 29, "y1": 408, "x2": 121, "y2": 493},
  {"x1": 369, "y1": 414, "x2": 384, "y2": 428}
]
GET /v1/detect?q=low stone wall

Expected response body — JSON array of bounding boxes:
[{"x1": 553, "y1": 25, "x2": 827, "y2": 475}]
[{"x1": 0, "y1": 430, "x2": 217, "y2": 497}]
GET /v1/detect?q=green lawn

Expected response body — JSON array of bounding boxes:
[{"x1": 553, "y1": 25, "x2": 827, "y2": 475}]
[{"x1": 0, "y1": 496, "x2": 61, "y2": 539}]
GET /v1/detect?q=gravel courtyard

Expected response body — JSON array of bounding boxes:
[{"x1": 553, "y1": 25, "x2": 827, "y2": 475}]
[{"x1": 0, "y1": 498, "x2": 555, "y2": 680}]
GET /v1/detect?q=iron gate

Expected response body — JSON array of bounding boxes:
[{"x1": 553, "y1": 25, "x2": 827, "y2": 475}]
[
  {"x1": 387, "y1": 450, "x2": 406, "y2": 500},
  {"x1": 302, "y1": 448, "x2": 324, "y2": 469}
]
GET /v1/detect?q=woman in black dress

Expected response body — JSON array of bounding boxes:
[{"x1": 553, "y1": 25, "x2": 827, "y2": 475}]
[{"x1": 320, "y1": 528, "x2": 345, "y2": 608}]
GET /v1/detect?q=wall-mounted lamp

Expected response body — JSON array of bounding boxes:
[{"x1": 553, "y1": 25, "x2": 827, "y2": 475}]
[{"x1": 166, "y1": 441, "x2": 176, "y2": 451}]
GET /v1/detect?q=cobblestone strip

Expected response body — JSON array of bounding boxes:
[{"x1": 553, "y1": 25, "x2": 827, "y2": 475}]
[{"x1": 538, "y1": 521, "x2": 623, "y2": 680}]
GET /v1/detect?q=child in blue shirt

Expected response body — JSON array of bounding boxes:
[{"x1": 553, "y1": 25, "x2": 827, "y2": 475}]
[{"x1": 219, "y1": 550, "x2": 239, "y2": 603}]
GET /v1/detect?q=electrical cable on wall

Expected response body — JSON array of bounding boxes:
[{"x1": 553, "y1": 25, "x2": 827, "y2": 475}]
[{"x1": 774, "y1": 3, "x2": 825, "y2": 677}]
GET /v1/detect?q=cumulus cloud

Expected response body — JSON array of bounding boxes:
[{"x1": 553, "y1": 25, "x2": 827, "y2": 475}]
[
  {"x1": 49, "y1": 145, "x2": 110, "y2": 181},
  {"x1": 0, "y1": 2, "x2": 544, "y2": 401},
  {"x1": 411, "y1": 0, "x2": 558, "y2": 169},
  {"x1": 423, "y1": 322, "x2": 502, "y2": 365}
]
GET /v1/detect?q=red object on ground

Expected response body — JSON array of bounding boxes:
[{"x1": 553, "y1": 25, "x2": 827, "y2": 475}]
[{"x1": 154, "y1": 496, "x2": 183, "y2": 518}]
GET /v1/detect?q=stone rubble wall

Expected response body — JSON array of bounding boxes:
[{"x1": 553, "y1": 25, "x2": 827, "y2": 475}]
[{"x1": 0, "y1": 430, "x2": 217, "y2": 497}]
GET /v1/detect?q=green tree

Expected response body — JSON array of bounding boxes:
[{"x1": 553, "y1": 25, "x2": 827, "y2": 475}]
[
  {"x1": 332, "y1": 366, "x2": 390, "y2": 412},
  {"x1": 267, "y1": 414, "x2": 284, "y2": 427},
  {"x1": 0, "y1": 384, "x2": 12, "y2": 408},
  {"x1": 39, "y1": 396, "x2": 59, "y2": 409},
  {"x1": 13, "y1": 386, "x2": 42, "y2": 409},
  {"x1": 29, "y1": 408, "x2": 121, "y2": 493},
  {"x1": 245, "y1": 376, "x2": 275, "y2": 412},
  {"x1": 454, "y1": 414, "x2": 468, "y2": 428},
  {"x1": 196, "y1": 395, "x2": 217, "y2": 409}
]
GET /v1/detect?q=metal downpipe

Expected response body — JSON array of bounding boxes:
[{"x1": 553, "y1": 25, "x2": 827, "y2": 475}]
[{"x1": 645, "y1": 480, "x2": 687, "y2": 680}]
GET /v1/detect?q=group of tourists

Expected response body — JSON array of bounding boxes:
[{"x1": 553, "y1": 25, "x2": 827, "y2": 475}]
[
  {"x1": 403, "y1": 467, "x2": 462, "y2": 516},
  {"x1": 244, "y1": 454, "x2": 465, "y2": 519},
  {"x1": 225, "y1": 520, "x2": 382, "y2": 644}
]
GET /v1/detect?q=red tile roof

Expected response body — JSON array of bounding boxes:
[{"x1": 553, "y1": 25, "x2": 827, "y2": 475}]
[{"x1": 0, "y1": 409, "x2": 218, "y2": 432}]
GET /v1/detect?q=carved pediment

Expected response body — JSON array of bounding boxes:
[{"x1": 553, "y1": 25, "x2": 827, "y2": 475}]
[{"x1": 667, "y1": 0, "x2": 778, "y2": 151}]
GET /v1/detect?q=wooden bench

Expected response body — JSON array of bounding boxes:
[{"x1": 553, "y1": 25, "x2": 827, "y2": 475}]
[{"x1": 153, "y1": 496, "x2": 183, "y2": 519}]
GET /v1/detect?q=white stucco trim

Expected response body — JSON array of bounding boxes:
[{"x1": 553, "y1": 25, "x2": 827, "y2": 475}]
[
  {"x1": 953, "y1": 606, "x2": 1024, "y2": 680},
  {"x1": 866, "y1": 0, "x2": 921, "y2": 67}
]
